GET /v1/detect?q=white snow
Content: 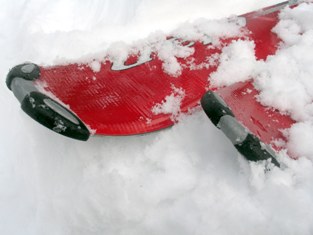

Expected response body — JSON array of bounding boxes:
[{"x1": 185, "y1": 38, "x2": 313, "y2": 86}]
[
  {"x1": 210, "y1": 40, "x2": 258, "y2": 86},
  {"x1": 152, "y1": 86, "x2": 185, "y2": 121},
  {"x1": 287, "y1": 122, "x2": 313, "y2": 159},
  {"x1": 106, "y1": 17, "x2": 245, "y2": 77},
  {"x1": 256, "y1": 3, "x2": 313, "y2": 121},
  {"x1": 89, "y1": 60, "x2": 101, "y2": 73},
  {"x1": 2, "y1": 0, "x2": 313, "y2": 235},
  {"x1": 156, "y1": 39, "x2": 194, "y2": 76}
]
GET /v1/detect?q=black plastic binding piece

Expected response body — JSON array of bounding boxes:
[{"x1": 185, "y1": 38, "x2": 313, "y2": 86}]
[
  {"x1": 6, "y1": 63, "x2": 90, "y2": 141},
  {"x1": 6, "y1": 63, "x2": 41, "y2": 90},
  {"x1": 201, "y1": 91, "x2": 280, "y2": 167},
  {"x1": 201, "y1": 91, "x2": 235, "y2": 125},
  {"x1": 21, "y1": 92, "x2": 90, "y2": 141}
]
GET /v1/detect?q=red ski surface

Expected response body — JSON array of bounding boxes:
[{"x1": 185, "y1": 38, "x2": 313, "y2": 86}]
[{"x1": 35, "y1": 1, "x2": 295, "y2": 142}]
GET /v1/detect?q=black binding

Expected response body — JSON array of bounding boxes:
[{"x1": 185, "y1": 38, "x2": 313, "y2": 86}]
[
  {"x1": 201, "y1": 91, "x2": 280, "y2": 167},
  {"x1": 6, "y1": 63, "x2": 90, "y2": 141}
]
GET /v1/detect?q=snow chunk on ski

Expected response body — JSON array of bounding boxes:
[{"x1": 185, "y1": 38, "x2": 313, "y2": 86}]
[{"x1": 152, "y1": 86, "x2": 185, "y2": 121}]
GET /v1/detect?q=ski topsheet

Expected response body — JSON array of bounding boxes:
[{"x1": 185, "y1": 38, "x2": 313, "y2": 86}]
[{"x1": 6, "y1": 1, "x2": 296, "y2": 156}]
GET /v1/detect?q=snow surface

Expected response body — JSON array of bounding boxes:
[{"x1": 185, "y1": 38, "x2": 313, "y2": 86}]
[{"x1": 2, "y1": 0, "x2": 313, "y2": 235}]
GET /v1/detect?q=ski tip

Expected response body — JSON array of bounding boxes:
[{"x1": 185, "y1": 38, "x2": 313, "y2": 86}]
[
  {"x1": 6, "y1": 63, "x2": 91, "y2": 141},
  {"x1": 201, "y1": 91, "x2": 280, "y2": 167}
]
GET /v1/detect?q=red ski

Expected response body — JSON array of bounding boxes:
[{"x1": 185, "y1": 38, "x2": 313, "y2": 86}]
[{"x1": 6, "y1": 1, "x2": 297, "y2": 165}]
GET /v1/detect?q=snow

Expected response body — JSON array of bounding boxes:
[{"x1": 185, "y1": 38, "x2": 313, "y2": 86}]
[
  {"x1": 152, "y1": 86, "x2": 185, "y2": 121},
  {"x1": 256, "y1": 3, "x2": 313, "y2": 121},
  {"x1": 89, "y1": 60, "x2": 101, "y2": 73},
  {"x1": 211, "y1": 40, "x2": 258, "y2": 86},
  {"x1": 107, "y1": 16, "x2": 245, "y2": 77},
  {"x1": 287, "y1": 122, "x2": 313, "y2": 159},
  {"x1": 156, "y1": 38, "x2": 194, "y2": 76},
  {"x1": 2, "y1": 0, "x2": 313, "y2": 235}
]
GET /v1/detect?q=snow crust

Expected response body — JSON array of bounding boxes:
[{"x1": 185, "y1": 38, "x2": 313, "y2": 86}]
[{"x1": 2, "y1": 1, "x2": 313, "y2": 235}]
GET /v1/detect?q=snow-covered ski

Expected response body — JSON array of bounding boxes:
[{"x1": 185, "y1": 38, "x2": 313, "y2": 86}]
[{"x1": 6, "y1": 1, "x2": 300, "y2": 164}]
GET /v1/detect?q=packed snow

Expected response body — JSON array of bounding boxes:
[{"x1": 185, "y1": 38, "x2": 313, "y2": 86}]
[{"x1": 1, "y1": 0, "x2": 313, "y2": 235}]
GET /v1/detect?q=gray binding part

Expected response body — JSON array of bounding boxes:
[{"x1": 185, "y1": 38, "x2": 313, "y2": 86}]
[
  {"x1": 218, "y1": 116, "x2": 248, "y2": 145},
  {"x1": 201, "y1": 91, "x2": 280, "y2": 167}
]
